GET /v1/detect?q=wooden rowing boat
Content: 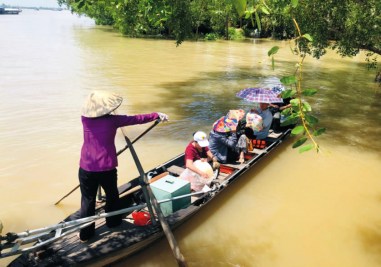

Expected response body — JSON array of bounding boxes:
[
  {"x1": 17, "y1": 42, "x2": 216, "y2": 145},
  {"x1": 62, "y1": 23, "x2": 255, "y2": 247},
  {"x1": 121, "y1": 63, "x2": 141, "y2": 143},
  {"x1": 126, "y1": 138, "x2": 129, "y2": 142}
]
[{"x1": 3, "y1": 128, "x2": 291, "y2": 266}]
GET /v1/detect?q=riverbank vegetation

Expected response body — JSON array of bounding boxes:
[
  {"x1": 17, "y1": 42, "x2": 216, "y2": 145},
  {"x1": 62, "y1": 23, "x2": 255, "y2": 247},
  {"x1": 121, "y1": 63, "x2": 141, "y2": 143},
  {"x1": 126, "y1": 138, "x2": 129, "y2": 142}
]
[
  {"x1": 58, "y1": 0, "x2": 380, "y2": 62},
  {"x1": 58, "y1": 0, "x2": 379, "y2": 152}
]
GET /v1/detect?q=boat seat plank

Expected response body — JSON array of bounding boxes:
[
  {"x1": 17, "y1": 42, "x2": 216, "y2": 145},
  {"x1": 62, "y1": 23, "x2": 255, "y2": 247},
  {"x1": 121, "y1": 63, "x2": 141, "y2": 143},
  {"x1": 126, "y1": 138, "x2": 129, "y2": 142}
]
[
  {"x1": 248, "y1": 148, "x2": 267, "y2": 155},
  {"x1": 268, "y1": 131, "x2": 282, "y2": 139},
  {"x1": 217, "y1": 172, "x2": 228, "y2": 178},
  {"x1": 216, "y1": 172, "x2": 229, "y2": 181},
  {"x1": 167, "y1": 165, "x2": 185, "y2": 176},
  {"x1": 222, "y1": 163, "x2": 248, "y2": 170}
]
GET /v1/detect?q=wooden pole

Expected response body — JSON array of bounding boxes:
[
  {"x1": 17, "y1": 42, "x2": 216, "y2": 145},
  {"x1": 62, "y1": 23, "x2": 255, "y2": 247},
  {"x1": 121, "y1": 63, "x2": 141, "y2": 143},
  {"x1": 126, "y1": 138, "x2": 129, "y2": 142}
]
[{"x1": 121, "y1": 128, "x2": 187, "y2": 267}]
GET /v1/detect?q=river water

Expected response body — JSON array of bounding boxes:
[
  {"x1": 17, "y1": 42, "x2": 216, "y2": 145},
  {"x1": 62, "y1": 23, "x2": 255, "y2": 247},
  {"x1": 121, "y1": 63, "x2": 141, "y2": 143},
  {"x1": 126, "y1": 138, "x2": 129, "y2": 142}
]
[{"x1": 0, "y1": 10, "x2": 380, "y2": 267}]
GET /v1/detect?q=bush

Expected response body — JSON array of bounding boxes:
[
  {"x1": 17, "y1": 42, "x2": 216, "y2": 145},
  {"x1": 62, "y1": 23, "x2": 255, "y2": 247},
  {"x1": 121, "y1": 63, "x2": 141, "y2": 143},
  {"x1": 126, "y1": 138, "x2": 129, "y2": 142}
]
[
  {"x1": 204, "y1": 33, "x2": 219, "y2": 40},
  {"x1": 228, "y1": 27, "x2": 244, "y2": 40}
]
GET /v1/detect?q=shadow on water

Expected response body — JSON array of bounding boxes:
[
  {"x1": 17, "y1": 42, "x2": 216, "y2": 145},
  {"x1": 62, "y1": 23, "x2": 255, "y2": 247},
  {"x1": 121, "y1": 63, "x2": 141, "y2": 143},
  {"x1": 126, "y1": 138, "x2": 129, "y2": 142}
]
[
  {"x1": 133, "y1": 64, "x2": 381, "y2": 153},
  {"x1": 359, "y1": 222, "x2": 381, "y2": 266}
]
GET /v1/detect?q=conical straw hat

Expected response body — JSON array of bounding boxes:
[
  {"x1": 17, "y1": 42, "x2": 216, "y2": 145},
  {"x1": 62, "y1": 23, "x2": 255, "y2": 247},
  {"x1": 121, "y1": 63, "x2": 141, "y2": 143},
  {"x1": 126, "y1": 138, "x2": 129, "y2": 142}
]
[{"x1": 82, "y1": 90, "x2": 123, "y2": 118}]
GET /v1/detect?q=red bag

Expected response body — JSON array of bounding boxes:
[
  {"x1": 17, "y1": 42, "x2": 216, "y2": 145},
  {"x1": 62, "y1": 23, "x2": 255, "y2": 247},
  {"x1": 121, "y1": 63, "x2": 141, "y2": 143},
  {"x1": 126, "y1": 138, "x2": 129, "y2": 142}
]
[
  {"x1": 252, "y1": 139, "x2": 266, "y2": 149},
  {"x1": 132, "y1": 211, "x2": 152, "y2": 226}
]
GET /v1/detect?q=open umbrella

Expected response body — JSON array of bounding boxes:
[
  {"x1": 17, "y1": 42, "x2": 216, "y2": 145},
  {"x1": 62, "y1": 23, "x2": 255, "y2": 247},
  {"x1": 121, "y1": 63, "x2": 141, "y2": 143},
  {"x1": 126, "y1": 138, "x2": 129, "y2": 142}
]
[{"x1": 236, "y1": 87, "x2": 283, "y2": 103}]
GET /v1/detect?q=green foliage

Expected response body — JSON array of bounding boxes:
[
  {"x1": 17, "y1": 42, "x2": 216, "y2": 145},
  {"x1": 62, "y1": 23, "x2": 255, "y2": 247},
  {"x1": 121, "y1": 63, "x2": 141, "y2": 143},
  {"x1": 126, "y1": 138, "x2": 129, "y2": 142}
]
[
  {"x1": 280, "y1": 75, "x2": 297, "y2": 85},
  {"x1": 313, "y1": 128, "x2": 326, "y2": 136},
  {"x1": 299, "y1": 144, "x2": 314, "y2": 153},
  {"x1": 58, "y1": 0, "x2": 380, "y2": 62},
  {"x1": 292, "y1": 137, "x2": 307, "y2": 148},
  {"x1": 305, "y1": 114, "x2": 318, "y2": 125},
  {"x1": 281, "y1": 89, "x2": 296, "y2": 99},
  {"x1": 291, "y1": 125, "x2": 304, "y2": 136},
  {"x1": 289, "y1": 0, "x2": 380, "y2": 59},
  {"x1": 268, "y1": 45, "x2": 279, "y2": 70},
  {"x1": 233, "y1": 0, "x2": 246, "y2": 17},
  {"x1": 302, "y1": 88, "x2": 317, "y2": 96},
  {"x1": 204, "y1": 33, "x2": 220, "y2": 40},
  {"x1": 266, "y1": 17, "x2": 324, "y2": 153},
  {"x1": 228, "y1": 27, "x2": 244, "y2": 40}
]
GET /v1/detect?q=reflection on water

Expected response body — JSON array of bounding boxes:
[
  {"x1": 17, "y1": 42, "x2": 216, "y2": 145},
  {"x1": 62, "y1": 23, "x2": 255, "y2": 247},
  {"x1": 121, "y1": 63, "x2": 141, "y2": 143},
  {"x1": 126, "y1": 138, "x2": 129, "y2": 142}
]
[{"x1": 0, "y1": 10, "x2": 381, "y2": 267}]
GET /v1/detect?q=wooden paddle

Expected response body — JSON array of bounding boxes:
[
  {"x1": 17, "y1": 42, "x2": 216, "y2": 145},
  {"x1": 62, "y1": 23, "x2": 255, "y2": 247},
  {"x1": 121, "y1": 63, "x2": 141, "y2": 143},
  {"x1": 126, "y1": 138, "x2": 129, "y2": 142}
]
[
  {"x1": 54, "y1": 120, "x2": 160, "y2": 205},
  {"x1": 120, "y1": 126, "x2": 187, "y2": 267}
]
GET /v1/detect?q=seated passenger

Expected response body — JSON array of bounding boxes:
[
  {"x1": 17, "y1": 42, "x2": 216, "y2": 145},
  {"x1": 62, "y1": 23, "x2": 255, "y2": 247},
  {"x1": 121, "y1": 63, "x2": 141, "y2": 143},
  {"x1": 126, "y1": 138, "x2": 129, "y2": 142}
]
[
  {"x1": 244, "y1": 103, "x2": 273, "y2": 140},
  {"x1": 184, "y1": 131, "x2": 217, "y2": 178},
  {"x1": 236, "y1": 112, "x2": 263, "y2": 151},
  {"x1": 180, "y1": 131, "x2": 218, "y2": 191},
  {"x1": 269, "y1": 85, "x2": 292, "y2": 132},
  {"x1": 270, "y1": 85, "x2": 294, "y2": 132},
  {"x1": 209, "y1": 110, "x2": 247, "y2": 163}
]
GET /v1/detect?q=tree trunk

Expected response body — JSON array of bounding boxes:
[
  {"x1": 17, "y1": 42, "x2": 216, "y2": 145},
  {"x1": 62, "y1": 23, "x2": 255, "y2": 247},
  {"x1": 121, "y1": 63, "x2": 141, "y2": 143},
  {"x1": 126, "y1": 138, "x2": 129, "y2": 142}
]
[{"x1": 225, "y1": 14, "x2": 229, "y2": 40}]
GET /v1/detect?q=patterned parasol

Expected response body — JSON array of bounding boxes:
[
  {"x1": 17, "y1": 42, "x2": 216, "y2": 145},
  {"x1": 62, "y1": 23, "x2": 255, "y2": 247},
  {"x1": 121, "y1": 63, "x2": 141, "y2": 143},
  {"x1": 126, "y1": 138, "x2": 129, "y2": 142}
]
[{"x1": 236, "y1": 87, "x2": 283, "y2": 103}]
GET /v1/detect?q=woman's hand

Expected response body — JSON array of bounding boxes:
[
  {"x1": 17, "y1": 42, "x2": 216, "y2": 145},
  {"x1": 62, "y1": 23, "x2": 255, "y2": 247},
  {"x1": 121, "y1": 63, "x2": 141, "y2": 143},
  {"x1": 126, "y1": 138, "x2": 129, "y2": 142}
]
[{"x1": 157, "y1": 112, "x2": 169, "y2": 122}]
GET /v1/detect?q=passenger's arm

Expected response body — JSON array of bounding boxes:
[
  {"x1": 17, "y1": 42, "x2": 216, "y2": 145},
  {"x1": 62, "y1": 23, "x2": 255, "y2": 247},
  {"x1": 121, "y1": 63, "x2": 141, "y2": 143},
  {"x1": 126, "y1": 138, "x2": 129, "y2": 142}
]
[
  {"x1": 206, "y1": 150, "x2": 214, "y2": 161},
  {"x1": 219, "y1": 133, "x2": 238, "y2": 148},
  {"x1": 279, "y1": 104, "x2": 291, "y2": 111}
]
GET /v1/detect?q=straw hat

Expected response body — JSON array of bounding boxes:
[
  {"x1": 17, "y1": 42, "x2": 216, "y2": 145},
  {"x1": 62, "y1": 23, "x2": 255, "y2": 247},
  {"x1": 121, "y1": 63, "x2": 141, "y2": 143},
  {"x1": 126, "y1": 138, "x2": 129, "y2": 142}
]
[{"x1": 81, "y1": 91, "x2": 123, "y2": 118}]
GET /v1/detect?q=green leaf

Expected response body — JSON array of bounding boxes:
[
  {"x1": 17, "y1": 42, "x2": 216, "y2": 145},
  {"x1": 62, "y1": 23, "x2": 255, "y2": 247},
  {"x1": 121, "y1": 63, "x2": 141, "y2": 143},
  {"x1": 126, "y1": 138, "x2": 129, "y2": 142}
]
[
  {"x1": 305, "y1": 114, "x2": 318, "y2": 125},
  {"x1": 244, "y1": 10, "x2": 251, "y2": 19},
  {"x1": 313, "y1": 128, "x2": 326, "y2": 136},
  {"x1": 233, "y1": 0, "x2": 247, "y2": 17},
  {"x1": 247, "y1": 6, "x2": 255, "y2": 13},
  {"x1": 302, "y1": 33, "x2": 313, "y2": 42},
  {"x1": 281, "y1": 107, "x2": 291, "y2": 116},
  {"x1": 302, "y1": 88, "x2": 318, "y2": 96},
  {"x1": 291, "y1": 125, "x2": 305, "y2": 136},
  {"x1": 281, "y1": 115, "x2": 299, "y2": 126},
  {"x1": 290, "y1": 98, "x2": 300, "y2": 107},
  {"x1": 291, "y1": 105, "x2": 300, "y2": 113},
  {"x1": 77, "y1": 0, "x2": 85, "y2": 9},
  {"x1": 299, "y1": 144, "x2": 314, "y2": 153},
  {"x1": 281, "y1": 89, "x2": 296, "y2": 99},
  {"x1": 261, "y1": 6, "x2": 270, "y2": 15},
  {"x1": 280, "y1": 75, "x2": 297, "y2": 85},
  {"x1": 302, "y1": 102, "x2": 312, "y2": 112},
  {"x1": 292, "y1": 137, "x2": 307, "y2": 148},
  {"x1": 268, "y1": 46, "x2": 279, "y2": 56},
  {"x1": 255, "y1": 11, "x2": 261, "y2": 32},
  {"x1": 291, "y1": 0, "x2": 299, "y2": 8}
]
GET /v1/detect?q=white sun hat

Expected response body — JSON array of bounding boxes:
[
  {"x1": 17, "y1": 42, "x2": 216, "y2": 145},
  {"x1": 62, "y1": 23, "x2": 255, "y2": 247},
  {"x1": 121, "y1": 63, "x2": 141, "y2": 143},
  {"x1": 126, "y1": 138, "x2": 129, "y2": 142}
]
[
  {"x1": 81, "y1": 90, "x2": 123, "y2": 118},
  {"x1": 193, "y1": 131, "x2": 209, "y2": 147}
]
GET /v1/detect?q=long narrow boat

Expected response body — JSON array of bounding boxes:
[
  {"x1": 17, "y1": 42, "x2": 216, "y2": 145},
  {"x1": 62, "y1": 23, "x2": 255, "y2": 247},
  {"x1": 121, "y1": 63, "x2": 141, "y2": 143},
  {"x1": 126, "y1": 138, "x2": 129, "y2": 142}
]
[{"x1": 3, "y1": 128, "x2": 291, "y2": 266}]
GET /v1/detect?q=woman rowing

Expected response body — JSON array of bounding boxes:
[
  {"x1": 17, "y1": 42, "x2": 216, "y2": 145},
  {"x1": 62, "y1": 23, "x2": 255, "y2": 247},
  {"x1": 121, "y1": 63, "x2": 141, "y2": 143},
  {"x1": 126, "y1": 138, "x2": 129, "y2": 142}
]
[{"x1": 78, "y1": 90, "x2": 168, "y2": 241}]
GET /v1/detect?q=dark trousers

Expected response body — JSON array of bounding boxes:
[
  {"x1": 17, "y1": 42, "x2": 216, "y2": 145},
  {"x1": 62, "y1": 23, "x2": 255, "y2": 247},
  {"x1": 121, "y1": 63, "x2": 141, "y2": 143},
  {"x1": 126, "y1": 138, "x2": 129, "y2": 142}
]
[{"x1": 78, "y1": 168, "x2": 122, "y2": 240}]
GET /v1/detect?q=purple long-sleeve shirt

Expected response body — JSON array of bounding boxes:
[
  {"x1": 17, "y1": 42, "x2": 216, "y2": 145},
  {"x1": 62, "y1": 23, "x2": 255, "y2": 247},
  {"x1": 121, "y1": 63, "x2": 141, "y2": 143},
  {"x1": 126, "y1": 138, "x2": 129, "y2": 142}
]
[{"x1": 80, "y1": 113, "x2": 159, "y2": 172}]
